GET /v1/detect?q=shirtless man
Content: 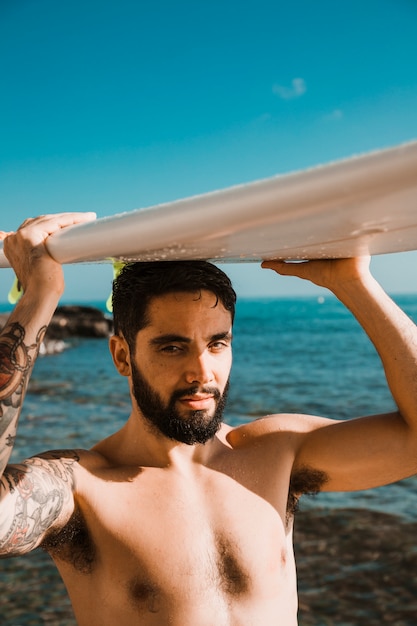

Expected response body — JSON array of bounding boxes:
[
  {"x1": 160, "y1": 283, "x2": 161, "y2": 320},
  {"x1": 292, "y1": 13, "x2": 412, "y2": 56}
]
[{"x1": 1, "y1": 213, "x2": 417, "y2": 626}]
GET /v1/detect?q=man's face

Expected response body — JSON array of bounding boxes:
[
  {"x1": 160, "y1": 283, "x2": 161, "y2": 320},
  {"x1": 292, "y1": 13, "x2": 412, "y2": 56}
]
[{"x1": 129, "y1": 290, "x2": 233, "y2": 445}]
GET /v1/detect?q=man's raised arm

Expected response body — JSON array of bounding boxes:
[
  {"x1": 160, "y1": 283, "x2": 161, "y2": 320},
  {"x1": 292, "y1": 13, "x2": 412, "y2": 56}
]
[
  {"x1": 0, "y1": 213, "x2": 95, "y2": 555},
  {"x1": 262, "y1": 257, "x2": 417, "y2": 491}
]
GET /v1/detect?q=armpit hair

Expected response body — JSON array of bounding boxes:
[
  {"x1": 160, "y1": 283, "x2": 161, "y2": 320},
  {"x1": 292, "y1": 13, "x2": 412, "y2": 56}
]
[
  {"x1": 41, "y1": 507, "x2": 95, "y2": 574},
  {"x1": 287, "y1": 465, "x2": 328, "y2": 522}
]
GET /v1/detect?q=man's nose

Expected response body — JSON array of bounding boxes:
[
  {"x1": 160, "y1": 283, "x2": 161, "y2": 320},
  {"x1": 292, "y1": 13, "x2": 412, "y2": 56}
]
[{"x1": 184, "y1": 352, "x2": 214, "y2": 385}]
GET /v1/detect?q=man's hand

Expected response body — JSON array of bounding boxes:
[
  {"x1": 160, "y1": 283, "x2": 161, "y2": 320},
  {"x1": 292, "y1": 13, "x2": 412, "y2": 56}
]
[
  {"x1": 261, "y1": 256, "x2": 372, "y2": 293},
  {"x1": 2, "y1": 213, "x2": 96, "y2": 298}
]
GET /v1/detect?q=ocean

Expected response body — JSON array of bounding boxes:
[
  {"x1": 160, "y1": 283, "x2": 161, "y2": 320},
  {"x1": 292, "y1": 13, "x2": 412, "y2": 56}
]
[{"x1": 1, "y1": 295, "x2": 417, "y2": 625}]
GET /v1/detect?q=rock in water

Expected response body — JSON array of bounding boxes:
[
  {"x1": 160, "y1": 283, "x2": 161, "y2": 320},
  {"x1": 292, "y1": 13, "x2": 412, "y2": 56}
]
[
  {"x1": 0, "y1": 305, "x2": 113, "y2": 355},
  {"x1": 46, "y1": 305, "x2": 113, "y2": 339}
]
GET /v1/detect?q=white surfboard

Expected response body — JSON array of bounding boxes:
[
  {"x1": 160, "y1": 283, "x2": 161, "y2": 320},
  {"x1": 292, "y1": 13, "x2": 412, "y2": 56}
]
[{"x1": 1, "y1": 140, "x2": 416, "y2": 268}]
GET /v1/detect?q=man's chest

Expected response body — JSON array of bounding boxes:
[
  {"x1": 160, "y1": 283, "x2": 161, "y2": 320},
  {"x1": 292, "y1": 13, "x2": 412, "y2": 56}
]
[
  {"x1": 75, "y1": 466, "x2": 293, "y2": 590},
  {"x1": 46, "y1": 463, "x2": 298, "y2": 624}
]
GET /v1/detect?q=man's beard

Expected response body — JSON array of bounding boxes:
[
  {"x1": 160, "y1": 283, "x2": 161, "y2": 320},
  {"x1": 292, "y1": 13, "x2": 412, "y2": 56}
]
[{"x1": 130, "y1": 361, "x2": 229, "y2": 445}]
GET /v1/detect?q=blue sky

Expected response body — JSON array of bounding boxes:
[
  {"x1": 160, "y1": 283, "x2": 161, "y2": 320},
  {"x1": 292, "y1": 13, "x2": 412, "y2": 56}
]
[{"x1": 1, "y1": 0, "x2": 417, "y2": 302}]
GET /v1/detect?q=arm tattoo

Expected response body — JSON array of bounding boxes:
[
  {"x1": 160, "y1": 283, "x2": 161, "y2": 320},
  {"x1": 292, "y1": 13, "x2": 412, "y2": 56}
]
[
  {"x1": 0, "y1": 450, "x2": 80, "y2": 556},
  {"x1": 0, "y1": 322, "x2": 47, "y2": 473},
  {"x1": 0, "y1": 323, "x2": 76, "y2": 557}
]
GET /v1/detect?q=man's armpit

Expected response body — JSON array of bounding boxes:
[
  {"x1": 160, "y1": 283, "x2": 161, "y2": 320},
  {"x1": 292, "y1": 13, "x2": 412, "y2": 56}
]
[
  {"x1": 0, "y1": 451, "x2": 79, "y2": 556},
  {"x1": 287, "y1": 464, "x2": 328, "y2": 521}
]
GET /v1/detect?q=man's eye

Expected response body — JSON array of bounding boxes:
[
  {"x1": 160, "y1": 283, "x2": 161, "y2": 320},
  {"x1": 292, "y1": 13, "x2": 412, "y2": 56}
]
[
  {"x1": 210, "y1": 342, "x2": 228, "y2": 351},
  {"x1": 160, "y1": 345, "x2": 182, "y2": 353}
]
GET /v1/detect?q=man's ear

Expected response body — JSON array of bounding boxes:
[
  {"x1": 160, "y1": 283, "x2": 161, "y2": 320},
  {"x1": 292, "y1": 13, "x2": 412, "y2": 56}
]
[{"x1": 109, "y1": 334, "x2": 131, "y2": 376}]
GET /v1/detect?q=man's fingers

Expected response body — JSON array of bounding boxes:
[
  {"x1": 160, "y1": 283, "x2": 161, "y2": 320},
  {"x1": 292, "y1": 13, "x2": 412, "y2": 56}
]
[
  {"x1": 261, "y1": 260, "x2": 310, "y2": 277},
  {"x1": 9, "y1": 212, "x2": 97, "y2": 251},
  {"x1": 3, "y1": 212, "x2": 97, "y2": 267},
  {"x1": 17, "y1": 212, "x2": 96, "y2": 234},
  {"x1": 262, "y1": 256, "x2": 372, "y2": 290}
]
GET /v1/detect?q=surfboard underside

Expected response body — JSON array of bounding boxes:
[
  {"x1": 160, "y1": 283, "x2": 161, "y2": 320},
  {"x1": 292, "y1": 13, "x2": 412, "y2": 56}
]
[{"x1": 1, "y1": 140, "x2": 416, "y2": 267}]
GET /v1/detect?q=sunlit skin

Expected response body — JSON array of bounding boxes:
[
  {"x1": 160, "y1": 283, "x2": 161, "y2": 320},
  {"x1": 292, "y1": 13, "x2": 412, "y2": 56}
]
[{"x1": 2, "y1": 214, "x2": 417, "y2": 626}]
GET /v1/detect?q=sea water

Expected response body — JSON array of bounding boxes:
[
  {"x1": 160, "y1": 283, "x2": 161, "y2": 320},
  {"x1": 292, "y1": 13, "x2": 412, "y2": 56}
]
[{"x1": 1, "y1": 295, "x2": 417, "y2": 624}]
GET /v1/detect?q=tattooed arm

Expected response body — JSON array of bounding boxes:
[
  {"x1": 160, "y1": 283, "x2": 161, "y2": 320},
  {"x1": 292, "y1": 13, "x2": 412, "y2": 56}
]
[
  {"x1": 0, "y1": 213, "x2": 95, "y2": 554},
  {"x1": 0, "y1": 320, "x2": 49, "y2": 475},
  {"x1": 0, "y1": 214, "x2": 95, "y2": 474},
  {"x1": 0, "y1": 452, "x2": 81, "y2": 556}
]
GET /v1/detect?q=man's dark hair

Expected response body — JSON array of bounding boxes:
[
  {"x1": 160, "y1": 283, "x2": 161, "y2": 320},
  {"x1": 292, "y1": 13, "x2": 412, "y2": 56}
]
[{"x1": 112, "y1": 261, "x2": 237, "y2": 350}]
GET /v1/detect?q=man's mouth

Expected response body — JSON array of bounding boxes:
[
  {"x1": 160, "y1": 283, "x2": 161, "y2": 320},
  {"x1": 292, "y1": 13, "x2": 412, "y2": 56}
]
[{"x1": 178, "y1": 394, "x2": 215, "y2": 411}]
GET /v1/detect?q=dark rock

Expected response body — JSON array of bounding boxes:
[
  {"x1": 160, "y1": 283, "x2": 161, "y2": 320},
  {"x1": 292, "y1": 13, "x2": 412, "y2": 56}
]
[
  {"x1": 0, "y1": 306, "x2": 113, "y2": 355},
  {"x1": 46, "y1": 305, "x2": 113, "y2": 339},
  {"x1": 295, "y1": 507, "x2": 417, "y2": 625}
]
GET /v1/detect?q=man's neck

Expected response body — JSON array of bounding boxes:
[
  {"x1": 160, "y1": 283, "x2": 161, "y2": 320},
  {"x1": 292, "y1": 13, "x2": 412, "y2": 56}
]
[{"x1": 92, "y1": 414, "x2": 231, "y2": 469}]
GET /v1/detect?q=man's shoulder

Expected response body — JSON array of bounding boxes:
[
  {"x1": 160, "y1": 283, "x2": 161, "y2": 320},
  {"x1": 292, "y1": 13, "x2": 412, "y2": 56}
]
[
  {"x1": 29, "y1": 447, "x2": 109, "y2": 475},
  {"x1": 225, "y1": 413, "x2": 332, "y2": 448}
]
